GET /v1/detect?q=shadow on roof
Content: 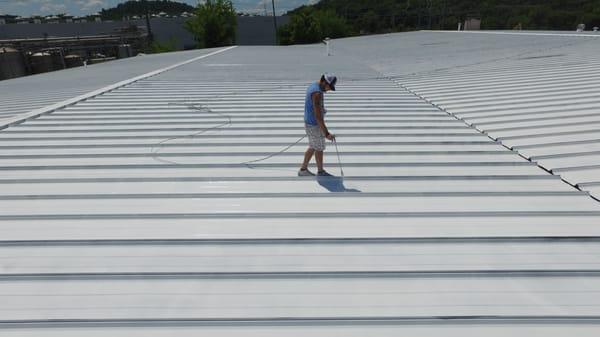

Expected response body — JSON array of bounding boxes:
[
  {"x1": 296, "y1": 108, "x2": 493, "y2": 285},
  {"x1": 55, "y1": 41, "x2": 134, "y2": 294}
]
[{"x1": 317, "y1": 176, "x2": 361, "y2": 193}]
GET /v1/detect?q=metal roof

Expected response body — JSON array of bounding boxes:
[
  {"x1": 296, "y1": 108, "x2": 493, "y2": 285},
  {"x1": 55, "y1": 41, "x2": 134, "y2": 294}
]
[
  {"x1": 2, "y1": 31, "x2": 600, "y2": 335},
  {"x1": 0, "y1": 48, "x2": 222, "y2": 121},
  {"x1": 394, "y1": 31, "x2": 600, "y2": 199}
]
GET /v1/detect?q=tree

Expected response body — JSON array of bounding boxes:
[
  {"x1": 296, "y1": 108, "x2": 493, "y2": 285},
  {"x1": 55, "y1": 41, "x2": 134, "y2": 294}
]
[
  {"x1": 184, "y1": 0, "x2": 237, "y2": 48},
  {"x1": 281, "y1": 9, "x2": 321, "y2": 44},
  {"x1": 285, "y1": 0, "x2": 600, "y2": 34},
  {"x1": 314, "y1": 10, "x2": 353, "y2": 38},
  {"x1": 100, "y1": 0, "x2": 194, "y2": 21},
  {"x1": 278, "y1": 8, "x2": 351, "y2": 45},
  {"x1": 151, "y1": 37, "x2": 179, "y2": 53},
  {"x1": 358, "y1": 10, "x2": 380, "y2": 33}
]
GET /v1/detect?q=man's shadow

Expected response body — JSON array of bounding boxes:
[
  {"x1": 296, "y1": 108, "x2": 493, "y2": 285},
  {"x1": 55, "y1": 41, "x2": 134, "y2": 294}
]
[{"x1": 316, "y1": 176, "x2": 361, "y2": 193}]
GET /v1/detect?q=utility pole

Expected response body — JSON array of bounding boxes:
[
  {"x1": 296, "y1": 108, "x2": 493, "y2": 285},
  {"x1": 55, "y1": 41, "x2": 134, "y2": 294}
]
[
  {"x1": 271, "y1": 0, "x2": 277, "y2": 44},
  {"x1": 142, "y1": 0, "x2": 153, "y2": 43},
  {"x1": 427, "y1": 0, "x2": 432, "y2": 30}
]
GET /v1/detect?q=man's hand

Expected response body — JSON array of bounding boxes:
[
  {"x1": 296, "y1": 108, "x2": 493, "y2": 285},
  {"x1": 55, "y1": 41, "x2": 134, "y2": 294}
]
[{"x1": 326, "y1": 133, "x2": 336, "y2": 141}]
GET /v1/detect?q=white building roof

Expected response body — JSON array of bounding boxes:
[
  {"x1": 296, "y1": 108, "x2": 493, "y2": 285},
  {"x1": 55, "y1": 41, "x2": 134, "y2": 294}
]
[
  {"x1": 1, "y1": 31, "x2": 600, "y2": 335},
  {"x1": 395, "y1": 31, "x2": 600, "y2": 199},
  {"x1": 0, "y1": 48, "x2": 223, "y2": 122}
]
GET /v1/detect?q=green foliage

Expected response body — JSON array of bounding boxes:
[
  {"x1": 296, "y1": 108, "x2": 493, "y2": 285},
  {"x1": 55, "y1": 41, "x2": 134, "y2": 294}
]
[
  {"x1": 100, "y1": 0, "x2": 194, "y2": 21},
  {"x1": 286, "y1": 0, "x2": 600, "y2": 35},
  {"x1": 278, "y1": 8, "x2": 352, "y2": 45},
  {"x1": 357, "y1": 10, "x2": 380, "y2": 33},
  {"x1": 184, "y1": 0, "x2": 237, "y2": 48},
  {"x1": 151, "y1": 37, "x2": 179, "y2": 53}
]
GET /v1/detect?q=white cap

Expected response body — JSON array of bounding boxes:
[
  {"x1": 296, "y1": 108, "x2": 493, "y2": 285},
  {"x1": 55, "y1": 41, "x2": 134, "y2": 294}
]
[{"x1": 322, "y1": 73, "x2": 337, "y2": 91}]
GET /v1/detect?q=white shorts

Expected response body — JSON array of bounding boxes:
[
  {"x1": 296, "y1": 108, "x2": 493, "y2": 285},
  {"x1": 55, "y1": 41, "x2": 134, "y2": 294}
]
[{"x1": 305, "y1": 124, "x2": 326, "y2": 151}]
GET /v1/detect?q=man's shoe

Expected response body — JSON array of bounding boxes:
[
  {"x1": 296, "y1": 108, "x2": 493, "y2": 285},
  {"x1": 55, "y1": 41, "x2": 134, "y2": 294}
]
[
  {"x1": 298, "y1": 169, "x2": 315, "y2": 176},
  {"x1": 317, "y1": 170, "x2": 333, "y2": 176}
]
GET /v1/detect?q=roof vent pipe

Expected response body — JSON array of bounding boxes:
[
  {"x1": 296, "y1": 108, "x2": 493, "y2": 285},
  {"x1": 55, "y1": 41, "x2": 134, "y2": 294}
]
[{"x1": 324, "y1": 37, "x2": 331, "y2": 56}]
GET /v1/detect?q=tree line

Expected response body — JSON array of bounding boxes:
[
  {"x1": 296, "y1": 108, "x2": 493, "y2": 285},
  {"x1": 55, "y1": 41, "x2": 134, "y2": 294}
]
[
  {"x1": 279, "y1": 0, "x2": 600, "y2": 44},
  {"x1": 101, "y1": 0, "x2": 600, "y2": 48},
  {"x1": 100, "y1": 0, "x2": 194, "y2": 21}
]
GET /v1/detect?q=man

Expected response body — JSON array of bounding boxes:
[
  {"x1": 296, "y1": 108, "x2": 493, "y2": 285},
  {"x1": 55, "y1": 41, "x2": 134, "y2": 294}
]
[{"x1": 298, "y1": 73, "x2": 337, "y2": 177}]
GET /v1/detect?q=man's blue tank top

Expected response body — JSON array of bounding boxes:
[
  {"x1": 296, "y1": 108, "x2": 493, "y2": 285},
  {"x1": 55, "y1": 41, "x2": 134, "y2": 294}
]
[{"x1": 304, "y1": 82, "x2": 325, "y2": 126}]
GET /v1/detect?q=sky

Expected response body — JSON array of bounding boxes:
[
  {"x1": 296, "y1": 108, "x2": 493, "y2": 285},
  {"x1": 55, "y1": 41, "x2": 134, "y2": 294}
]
[{"x1": 0, "y1": 0, "x2": 317, "y2": 17}]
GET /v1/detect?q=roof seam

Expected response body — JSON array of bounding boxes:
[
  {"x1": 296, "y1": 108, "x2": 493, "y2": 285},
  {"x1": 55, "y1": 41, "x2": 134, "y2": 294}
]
[
  {"x1": 385, "y1": 77, "x2": 600, "y2": 203},
  {"x1": 0, "y1": 46, "x2": 237, "y2": 131}
]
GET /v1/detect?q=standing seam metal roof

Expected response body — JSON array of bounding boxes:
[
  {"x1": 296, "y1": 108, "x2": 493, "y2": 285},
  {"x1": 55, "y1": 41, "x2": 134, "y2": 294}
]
[
  {"x1": 395, "y1": 32, "x2": 600, "y2": 199},
  {"x1": 0, "y1": 48, "x2": 224, "y2": 121},
  {"x1": 2, "y1": 33, "x2": 600, "y2": 335}
]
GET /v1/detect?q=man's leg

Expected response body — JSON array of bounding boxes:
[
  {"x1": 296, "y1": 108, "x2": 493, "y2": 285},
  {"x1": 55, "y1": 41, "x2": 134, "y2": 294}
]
[
  {"x1": 315, "y1": 150, "x2": 324, "y2": 172},
  {"x1": 301, "y1": 147, "x2": 315, "y2": 170}
]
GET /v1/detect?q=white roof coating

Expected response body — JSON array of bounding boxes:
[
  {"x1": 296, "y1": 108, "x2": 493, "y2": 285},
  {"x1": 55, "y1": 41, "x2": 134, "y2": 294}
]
[
  {"x1": 2, "y1": 31, "x2": 600, "y2": 335},
  {"x1": 0, "y1": 48, "x2": 223, "y2": 121},
  {"x1": 394, "y1": 32, "x2": 600, "y2": 199}
]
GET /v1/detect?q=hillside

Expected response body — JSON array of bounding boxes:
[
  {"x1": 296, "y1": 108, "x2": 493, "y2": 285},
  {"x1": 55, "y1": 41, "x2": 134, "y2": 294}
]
[
  {"x1": 100, "y1": 0, "x2": 194, "y2": 20},
  {"x1": 289, "y1": 0, "x2": 600, "y2": 33}
]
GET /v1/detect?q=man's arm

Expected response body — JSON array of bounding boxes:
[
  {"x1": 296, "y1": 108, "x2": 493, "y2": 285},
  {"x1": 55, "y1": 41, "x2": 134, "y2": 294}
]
[{"x1": 312, "y1": 92, "x2": 334, "y2": 140}]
